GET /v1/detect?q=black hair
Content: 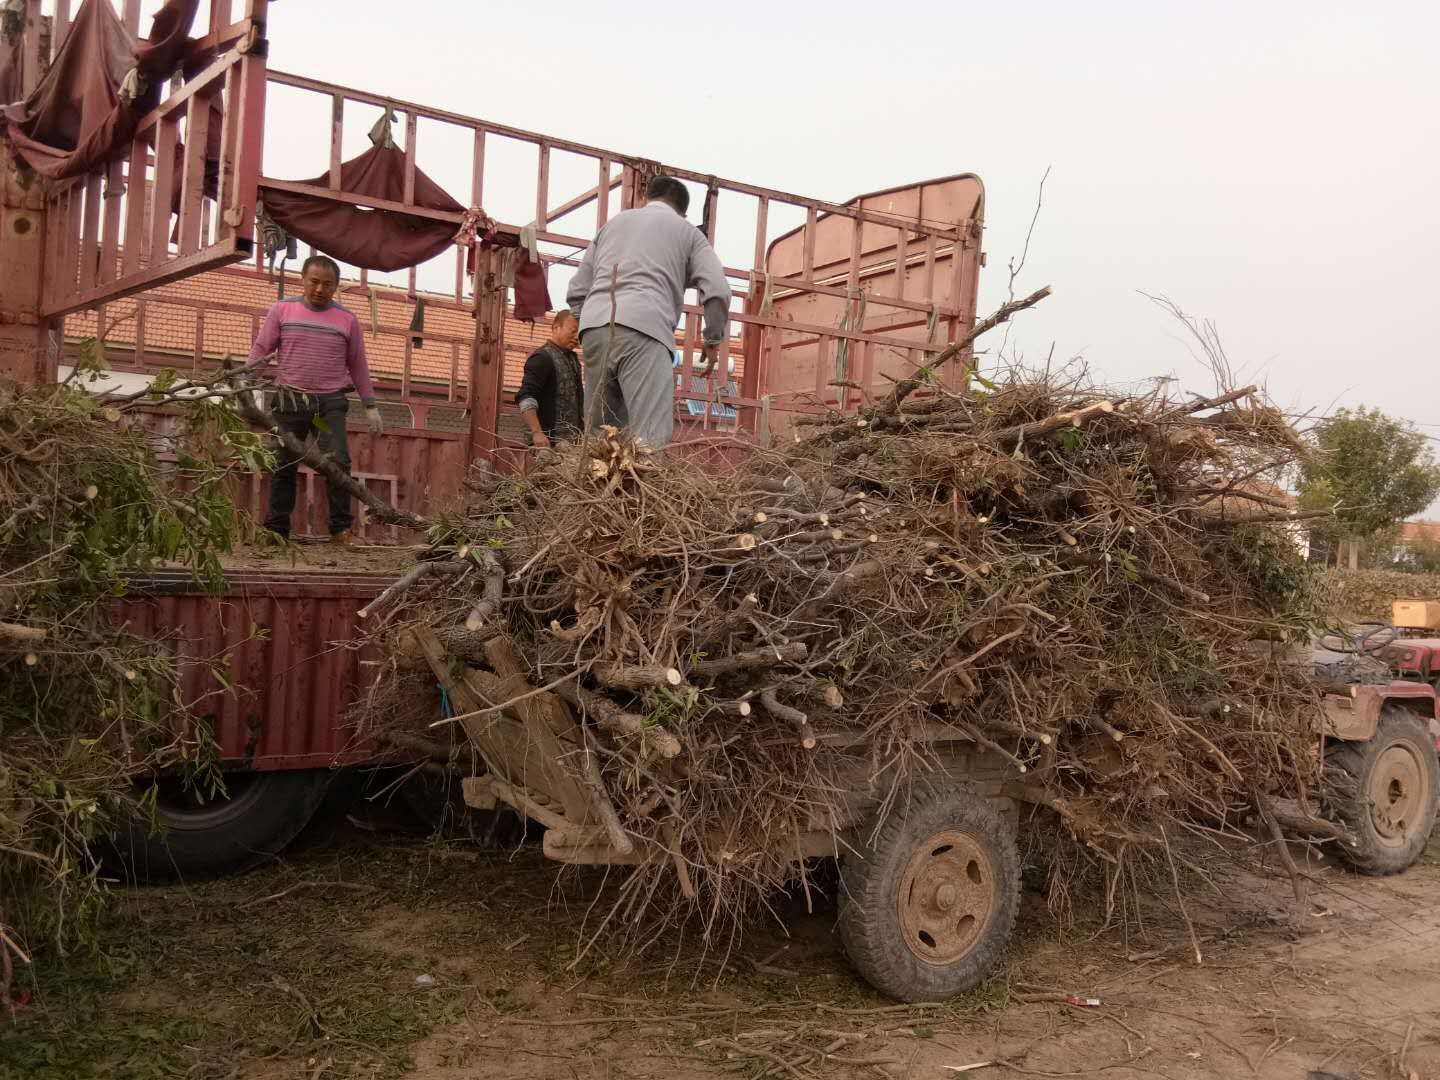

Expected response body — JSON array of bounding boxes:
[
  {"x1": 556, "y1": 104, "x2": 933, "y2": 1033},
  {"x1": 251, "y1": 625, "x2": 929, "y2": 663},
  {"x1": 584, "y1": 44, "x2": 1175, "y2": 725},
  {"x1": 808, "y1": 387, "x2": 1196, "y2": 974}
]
[
  {"x1": 554, "y1": 308, "x2": 578, "y2": 325},
  {"x1": 645, "y1": 175, "x2": 690, "y2": 216},
  {"x1": 301, "y1": 254, "x2": 341, "y2": 281}
]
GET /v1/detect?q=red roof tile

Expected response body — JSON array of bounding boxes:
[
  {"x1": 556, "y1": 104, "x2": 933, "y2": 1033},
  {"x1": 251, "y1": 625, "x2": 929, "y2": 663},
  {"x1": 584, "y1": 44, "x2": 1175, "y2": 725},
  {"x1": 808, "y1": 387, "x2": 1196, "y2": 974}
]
[{"x1": 65, "y1": 261, "x2": 743, "y2": 395}]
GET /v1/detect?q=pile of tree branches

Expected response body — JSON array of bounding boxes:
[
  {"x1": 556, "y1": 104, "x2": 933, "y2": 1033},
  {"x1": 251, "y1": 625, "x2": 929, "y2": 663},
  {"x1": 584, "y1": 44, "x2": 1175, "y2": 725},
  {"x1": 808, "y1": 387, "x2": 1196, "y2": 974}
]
[
  {"x1": 0, "y1": 374, "x2": 262, "y2": 990},
  {"x1": 359, "y1": 351, "x2": 1332, "y2": 950}
]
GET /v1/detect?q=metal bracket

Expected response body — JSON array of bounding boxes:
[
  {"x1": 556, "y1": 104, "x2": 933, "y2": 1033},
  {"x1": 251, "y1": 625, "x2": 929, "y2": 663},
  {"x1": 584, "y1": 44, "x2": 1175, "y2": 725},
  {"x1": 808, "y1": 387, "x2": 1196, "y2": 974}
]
[{"x1": 238, "y1": 28, "x2": 268, "y2": 58}]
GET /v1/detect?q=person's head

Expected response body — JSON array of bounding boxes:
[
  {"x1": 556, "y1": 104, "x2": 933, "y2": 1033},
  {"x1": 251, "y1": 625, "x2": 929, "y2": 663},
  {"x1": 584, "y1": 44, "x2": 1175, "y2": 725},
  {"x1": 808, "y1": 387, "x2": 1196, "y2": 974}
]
[
  {"x1": 549, "y1": 309, "x2": 579, "y2": 350},
  {"x1": 645, "y1": 176, "x2": 690, "y2": 217},
  {"x1": 300, "y1": 255, "x2": 340, "y2": 308}
]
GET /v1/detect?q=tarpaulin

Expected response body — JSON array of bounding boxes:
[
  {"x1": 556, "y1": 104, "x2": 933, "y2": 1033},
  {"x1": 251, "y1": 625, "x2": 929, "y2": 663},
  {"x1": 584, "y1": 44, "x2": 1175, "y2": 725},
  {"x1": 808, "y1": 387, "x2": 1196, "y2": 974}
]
[
  {"x1": 261, "y1": 144, "x2": 467, "y2": 273},
  {"x1": 455, "y1": 207, "x2": 551, "y2": 321},
  {"x1": 509, "y1": 246, "x2": 551, "y2": 322},
  {"x1": 1, "y1": 0, "x2": 202, "y2": 180},
  {"x1": 463, "y1": 226, "x2": 550, "y2": 322}
]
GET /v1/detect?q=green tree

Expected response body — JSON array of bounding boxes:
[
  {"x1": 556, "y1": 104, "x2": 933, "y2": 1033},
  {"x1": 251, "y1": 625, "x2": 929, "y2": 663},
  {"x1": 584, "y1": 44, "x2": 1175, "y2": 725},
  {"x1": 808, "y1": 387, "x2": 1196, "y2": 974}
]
[{"x1": 1298, "y1": 406, "x2": 1440, "y2": 567}]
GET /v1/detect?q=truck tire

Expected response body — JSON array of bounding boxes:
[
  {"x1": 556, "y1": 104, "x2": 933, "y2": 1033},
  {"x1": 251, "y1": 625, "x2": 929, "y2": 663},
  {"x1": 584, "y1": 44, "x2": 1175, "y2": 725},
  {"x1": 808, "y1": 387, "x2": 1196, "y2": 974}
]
[
  {"x1": 838, "y1": 785, "x2": 1020, "y2": 1002},
  {"x1": 1325, "y1": 706, "x2": 1439, "y2": 876},
  {"x1": 108, "y1": 768, "x2": 334, "y2": 883}
]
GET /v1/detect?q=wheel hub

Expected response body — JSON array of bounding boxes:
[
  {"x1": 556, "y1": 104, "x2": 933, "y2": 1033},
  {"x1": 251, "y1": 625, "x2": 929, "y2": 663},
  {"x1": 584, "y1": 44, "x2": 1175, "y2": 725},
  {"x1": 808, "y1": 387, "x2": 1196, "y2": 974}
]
[
  {"x1": 1368, "y1": 742, "x2": 1425, "y2": 846},
  {"x1": 897, "y1": 829, "x2": 995, "y2": 966}
]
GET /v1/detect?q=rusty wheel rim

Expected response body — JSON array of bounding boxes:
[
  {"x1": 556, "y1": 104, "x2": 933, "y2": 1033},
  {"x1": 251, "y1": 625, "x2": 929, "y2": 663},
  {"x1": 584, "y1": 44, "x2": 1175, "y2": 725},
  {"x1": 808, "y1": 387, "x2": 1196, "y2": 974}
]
[
  {"x1": 1367, "y1": 742, "x2": 1427, "y2": 847},
  {"x1": 897, "y1": 829, "x2": 996, "y2": 966}
]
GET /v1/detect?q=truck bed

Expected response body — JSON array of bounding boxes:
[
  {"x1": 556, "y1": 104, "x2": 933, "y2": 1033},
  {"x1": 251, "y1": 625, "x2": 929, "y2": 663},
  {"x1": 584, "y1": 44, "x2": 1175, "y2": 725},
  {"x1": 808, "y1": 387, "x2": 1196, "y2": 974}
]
[{"x1": 117, "y1": 566, "x2": 401, "y2": 770}]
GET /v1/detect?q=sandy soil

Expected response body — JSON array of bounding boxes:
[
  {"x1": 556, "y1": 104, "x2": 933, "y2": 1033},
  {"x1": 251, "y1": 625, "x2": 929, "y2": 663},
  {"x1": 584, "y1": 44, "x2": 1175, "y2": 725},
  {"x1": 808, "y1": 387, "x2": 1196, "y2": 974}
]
[
  {"x1": 388, "y1": 839, "x2": 1440, "y2": 1080},
  {"x1": 11, "y1": 819, "x2": 1438, "y2": 1080}
]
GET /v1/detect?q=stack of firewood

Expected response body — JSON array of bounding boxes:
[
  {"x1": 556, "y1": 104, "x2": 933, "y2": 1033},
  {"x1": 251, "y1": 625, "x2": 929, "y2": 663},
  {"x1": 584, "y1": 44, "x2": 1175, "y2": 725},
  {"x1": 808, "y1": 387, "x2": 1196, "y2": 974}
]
[{"x1": 358, "y1": 353, "x2": 1332, "y2": 938}]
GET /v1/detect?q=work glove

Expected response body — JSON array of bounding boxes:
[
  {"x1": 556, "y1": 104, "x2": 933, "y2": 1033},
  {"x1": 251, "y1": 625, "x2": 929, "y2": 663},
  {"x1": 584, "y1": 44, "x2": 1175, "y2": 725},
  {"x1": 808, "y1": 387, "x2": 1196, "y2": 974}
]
[
  {"x1": 696, "y1": 342, "x2": 721, "y2": 378},
  {"x1": 365, "y1": 406, "x2": 384, "y2": 437}
]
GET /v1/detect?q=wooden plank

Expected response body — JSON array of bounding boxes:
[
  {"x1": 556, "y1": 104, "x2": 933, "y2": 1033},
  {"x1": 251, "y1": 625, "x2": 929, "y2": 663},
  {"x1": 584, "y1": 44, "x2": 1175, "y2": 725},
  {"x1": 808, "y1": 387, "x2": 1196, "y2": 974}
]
[
  {"x1": 78, "y1": 173, "x2": 102, "y2": 293},
  {"x1": 894, "y1": 225, "x2": 908, "y2": 301},
  {"x1": 225, "y1": 15, "x2": 268, "y2": 249},
  {"x1": 259, "y1": 178, "x2": 463, "y2": 225},
  {"x1": 535, "y1": 141, "x2": 549, "y2": 226},
  {"x1": 54, "y1": 0, "x2": 72, "y2": 62},
  {"x1": 149, "y1": 115, "x2": 180, "y2": 265},
  {"x1": 847, "y1": 213, "x2": 863, "y2": 297},
  {"x1": 210, "y1": 0, "x2": 234, "y2": 33},
  {"x1": 802, "y1": 207, "x2": 816, "y2": 278},
  {"x1": 814, "y1": 334, "x2": 829, "y2": 399},
  {"x1": 471, "y1": 128, "x2": 485, "y2": 206},
  {"x1": 752, "y1": 195, "x2": 769, "y2": 272},
  {"x1": 178, "y1": 91, "x2": 212, "y2": 254},
  {"x1": 408, "y1": 627, "x2": 554, "y2": 805},
  {"x1": 482, "y1": 637, "x2": 592, "y2": 822},
  {"x1": 328, "y1": 94, "x2": 343, "y2": 189},
  {"x1": 596, "y1": 156, "x2": 611, "y2": 229},
  {"x1": 19, "y1": 0, "x2": 39, "y2": 96},
  {"x1": 215, "y1": 65, "x2": 239, "y2": 240},
  {"x1": 403, "y1": 113, "x2": 417, "y2": 206},
  {"x1": 64, "y1": 187, "x2": 82, "y2": 295},
  {"x1": 860, "y1": 340, "x2": 875, "y2": 400},
  {"x1": 41, "y1": 237, "x2": 247, "y2": 318},
  {"x1": 133, "y1": 300, "x2": 147, "y2": 367}
]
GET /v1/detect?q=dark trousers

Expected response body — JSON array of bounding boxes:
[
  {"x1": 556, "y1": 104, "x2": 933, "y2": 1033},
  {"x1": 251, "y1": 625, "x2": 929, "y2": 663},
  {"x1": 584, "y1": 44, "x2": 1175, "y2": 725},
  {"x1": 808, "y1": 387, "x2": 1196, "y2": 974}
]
[{"x1": 264, "y1": 389, "x2": 354, "y2": 537}]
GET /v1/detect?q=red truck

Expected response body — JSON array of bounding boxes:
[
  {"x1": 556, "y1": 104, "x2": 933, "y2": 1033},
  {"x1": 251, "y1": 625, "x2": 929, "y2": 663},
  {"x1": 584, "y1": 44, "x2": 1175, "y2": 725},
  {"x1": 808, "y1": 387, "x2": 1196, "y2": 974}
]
[
  {"x1": 30, "y1": 12, "x2": 983, "y2": 878},
  {"x1": 109, "y1": 567, "x2": 396, "y2": 879},
  {"x1": 4, "y1": 4, "x2": 1433, "y2": 885}
]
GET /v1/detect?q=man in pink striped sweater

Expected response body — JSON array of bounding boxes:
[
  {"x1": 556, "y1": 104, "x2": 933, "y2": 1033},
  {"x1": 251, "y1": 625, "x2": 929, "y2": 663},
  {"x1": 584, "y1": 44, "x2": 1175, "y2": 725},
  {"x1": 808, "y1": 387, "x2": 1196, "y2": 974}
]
[{"x1": 245, "y1": 255, "x2": 383, "y2": 544}]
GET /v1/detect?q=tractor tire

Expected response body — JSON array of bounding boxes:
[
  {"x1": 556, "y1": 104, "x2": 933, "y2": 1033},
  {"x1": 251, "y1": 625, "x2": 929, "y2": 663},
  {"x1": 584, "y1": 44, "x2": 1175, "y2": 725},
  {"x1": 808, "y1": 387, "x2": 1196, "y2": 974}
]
[
  {"x1": 1324, "y1": 706, "x2": 1439, "y2": 876},
  {"x1": 106, "y1": 768, "x2": 334, "y2": 883},
  {"x1": 838, "y1": 784, "x2": 1020, "y2": 1002}
]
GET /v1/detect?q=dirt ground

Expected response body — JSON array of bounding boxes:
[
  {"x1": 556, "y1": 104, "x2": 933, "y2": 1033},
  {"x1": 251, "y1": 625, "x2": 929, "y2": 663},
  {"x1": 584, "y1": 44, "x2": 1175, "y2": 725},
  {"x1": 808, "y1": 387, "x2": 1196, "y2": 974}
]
[{"x1": 4, "y1": 810, "x2": 1438, "y2": 1080}]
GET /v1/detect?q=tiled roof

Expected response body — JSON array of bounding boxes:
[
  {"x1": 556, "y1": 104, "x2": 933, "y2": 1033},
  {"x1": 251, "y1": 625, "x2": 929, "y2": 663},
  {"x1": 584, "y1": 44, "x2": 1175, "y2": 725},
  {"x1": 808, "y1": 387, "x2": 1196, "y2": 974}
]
[
  {"x1": 64, "y1": 261, "x2": 743, "y2": 396},
  {"x1": 65, "y1": 262, "x2": 557, "y2": 393},
  {"x1": 1400, "y1": 521, "x2": 1440, "y2": 544}
]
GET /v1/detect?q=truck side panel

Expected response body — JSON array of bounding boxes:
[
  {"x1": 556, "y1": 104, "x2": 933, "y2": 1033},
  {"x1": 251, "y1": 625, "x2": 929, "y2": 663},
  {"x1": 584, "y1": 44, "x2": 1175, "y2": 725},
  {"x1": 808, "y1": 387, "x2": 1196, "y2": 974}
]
[{"x1": 116, "y1": 570, "x2": 396, "y2": 770}]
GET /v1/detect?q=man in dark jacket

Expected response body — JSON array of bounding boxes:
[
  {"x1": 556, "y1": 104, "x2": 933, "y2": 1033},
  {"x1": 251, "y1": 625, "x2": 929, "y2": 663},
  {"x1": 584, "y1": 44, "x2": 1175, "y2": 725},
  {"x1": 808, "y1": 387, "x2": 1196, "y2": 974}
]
[{"x1": 515, "y1": 309, "x2": 583, "y2": 448}]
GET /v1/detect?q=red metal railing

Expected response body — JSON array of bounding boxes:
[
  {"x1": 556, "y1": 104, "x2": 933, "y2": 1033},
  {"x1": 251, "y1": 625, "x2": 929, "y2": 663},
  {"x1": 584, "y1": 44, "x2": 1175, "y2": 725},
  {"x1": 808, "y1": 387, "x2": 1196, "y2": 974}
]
[
  {"x1": 33, "y1": 6, "x2": 983, "y2": 471},
  {"x1": 254, "y1": 69, "x2": 984, "y2": 460},
  {"x1": 35, "y1": 0, "x2": 269, "y2": 319}
]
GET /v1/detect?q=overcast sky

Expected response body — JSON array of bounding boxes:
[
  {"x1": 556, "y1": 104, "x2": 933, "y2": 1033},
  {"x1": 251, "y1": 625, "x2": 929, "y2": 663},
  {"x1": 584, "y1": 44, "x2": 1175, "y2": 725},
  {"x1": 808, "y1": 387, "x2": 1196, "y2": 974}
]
[{"x1": 249, "y1": 0, "x2": 1439, "y2": 490}]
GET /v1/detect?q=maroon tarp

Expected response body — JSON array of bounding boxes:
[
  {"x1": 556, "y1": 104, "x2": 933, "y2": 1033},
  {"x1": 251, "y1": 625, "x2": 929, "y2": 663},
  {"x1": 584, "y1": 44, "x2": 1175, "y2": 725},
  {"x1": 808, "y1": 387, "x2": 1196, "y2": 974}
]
[
  {"x1": 508, "y1": 245, "x2": 551, "y2": 323},
  {"x1": 261, "y1": 145, "x2": 466, "y2": 273},
  {"x1": 1, "y1": 0, "x2": 201, "y2": 180}
]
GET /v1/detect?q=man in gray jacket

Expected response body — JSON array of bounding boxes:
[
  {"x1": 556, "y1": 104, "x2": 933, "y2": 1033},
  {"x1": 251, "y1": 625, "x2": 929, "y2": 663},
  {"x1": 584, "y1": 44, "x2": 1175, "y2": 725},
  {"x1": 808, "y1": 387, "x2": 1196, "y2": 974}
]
[{"x1": 566, "y1": 175, "x2": 731, "y2": 448}]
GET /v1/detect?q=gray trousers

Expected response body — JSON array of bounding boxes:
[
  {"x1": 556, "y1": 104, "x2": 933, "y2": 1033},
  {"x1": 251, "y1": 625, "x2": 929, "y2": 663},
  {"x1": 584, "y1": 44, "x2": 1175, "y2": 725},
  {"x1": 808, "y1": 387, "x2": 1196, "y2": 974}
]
[{"x1": 581, "y1": 325, "x2": 674, "y2": 448}]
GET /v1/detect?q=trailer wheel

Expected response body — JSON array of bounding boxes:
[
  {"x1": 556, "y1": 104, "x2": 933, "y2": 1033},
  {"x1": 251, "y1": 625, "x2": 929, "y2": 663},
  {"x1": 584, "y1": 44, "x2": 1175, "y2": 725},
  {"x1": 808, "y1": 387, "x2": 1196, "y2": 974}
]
[
  {"x1": 838, "y1": 785, "x2": 1020, "y2": 1002},
  {"x1": 107, "y1": 768, "x2": 333, "y2": 883},
  {"x1": 1325, "y1": 706, "x2": 1439, "y2": 876}
]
